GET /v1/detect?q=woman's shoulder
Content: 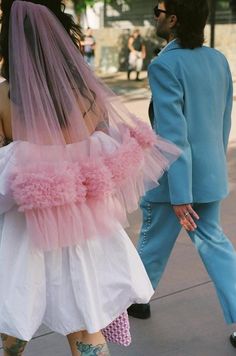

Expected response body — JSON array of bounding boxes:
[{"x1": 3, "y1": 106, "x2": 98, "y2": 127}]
[
  {"x1": 0, "y1": 79, "x2": 9, "y2": 110},
  {"x1": 0, "y1": 78, "x2": 9, "y2": 93},
  {"x1": 0, "y1": 79, "x2": 12, "y2": 142}
]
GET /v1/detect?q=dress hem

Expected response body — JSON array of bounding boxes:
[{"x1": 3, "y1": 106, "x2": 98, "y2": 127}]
[{"x1": 0, "y1": 295, "x2": 153, "y2": 342}]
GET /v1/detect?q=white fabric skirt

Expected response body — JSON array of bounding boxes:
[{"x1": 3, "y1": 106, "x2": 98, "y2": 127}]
[{"x1": 0, "y1": 208, "x2": 154, "y2": 341}]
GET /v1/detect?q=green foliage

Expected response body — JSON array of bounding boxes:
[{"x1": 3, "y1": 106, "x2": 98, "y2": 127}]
[
  {"x1": 216, "y1": 0, "x2": 230, "y2": 10},
  {"x1": 72, "y1": 0, "x2": 96, "y2": 13},
  {"x1": 71, "y1": 0, "x2": 130, "y2": 14}
]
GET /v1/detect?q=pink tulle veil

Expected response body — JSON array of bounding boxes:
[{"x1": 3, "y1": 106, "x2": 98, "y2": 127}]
[{"x1": 7, "y1": 0, "x2": 181, "y2": 251}]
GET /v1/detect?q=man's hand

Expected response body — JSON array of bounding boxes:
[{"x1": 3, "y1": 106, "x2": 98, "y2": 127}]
[{"x1": 172, "y1": 204, "x2": 199, "y2": 231}]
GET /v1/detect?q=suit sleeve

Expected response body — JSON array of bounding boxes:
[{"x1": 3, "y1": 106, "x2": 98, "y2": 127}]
[
  {"x1": 223, "y1": 63, "x2": 233, "y2": 154},
  {"x1": 148, "y1": 60, "x2": 193, "y2": 205}
]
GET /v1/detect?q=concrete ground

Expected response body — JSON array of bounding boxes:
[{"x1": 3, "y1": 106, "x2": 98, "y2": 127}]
[{"x1": 0, "y1": 72, "x2": 236, "y2": 356}]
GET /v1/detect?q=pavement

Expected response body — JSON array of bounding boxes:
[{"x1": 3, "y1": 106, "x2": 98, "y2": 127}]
[{"x1": 0, "y1": 71, "x2": 236, "y2": 356}]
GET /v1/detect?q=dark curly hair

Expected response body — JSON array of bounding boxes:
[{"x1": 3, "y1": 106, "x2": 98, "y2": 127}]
[
  {"x1": 163, "y1": 0, "x2": 209, "y2": 49},
  {"x1": 0, "y1": 0, "x2": 82, "y2": 80}
]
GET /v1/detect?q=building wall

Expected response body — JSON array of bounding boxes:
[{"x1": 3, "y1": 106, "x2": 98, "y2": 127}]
[
  {"x1": 205, "y1": 24, "x2": 236, "y2": 74},
  {"x1": 64, "y1": 1, "x2": 236, "y2": 75},
  {"x1": 94, "y1": 24, "x2": 236, "y2": 75},
  {"x1": 104, "y1": 0, "x2": 154, "y2": 28},
  {"x1": 104, "y1": 0, "x2": 236, "y2": 28},
  {"x1": 93, "y1": 26, "x2": 164, "y2": 73}
]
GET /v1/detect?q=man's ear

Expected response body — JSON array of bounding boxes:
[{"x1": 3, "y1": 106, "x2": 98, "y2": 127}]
[{"x1": 169, "y1": 14, "x2": 178, "y2": 29}]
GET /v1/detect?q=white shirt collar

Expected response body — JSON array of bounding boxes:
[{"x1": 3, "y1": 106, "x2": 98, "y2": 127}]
[{"x1": 159, "y1": 38, "x2": 177, "y2": 55}]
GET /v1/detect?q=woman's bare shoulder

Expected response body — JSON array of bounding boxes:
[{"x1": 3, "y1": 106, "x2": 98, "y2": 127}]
[
  {"x1": 0, "y1": 79, "x2": 12, "y2": 140},
  {"x1": 0, "y1": 79, "x2": 10, "y2": 112},
  {"x1": 0, "y1": 79, "x2": 10, "y2": 107},
  {"x1": 0, "y1": 79, "x2": 9, "y2": 91}
]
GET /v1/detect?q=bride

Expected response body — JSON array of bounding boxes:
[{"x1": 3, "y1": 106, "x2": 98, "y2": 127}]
[{"x1": 0, "y1": 1, "x2": 180, "y2": 355}]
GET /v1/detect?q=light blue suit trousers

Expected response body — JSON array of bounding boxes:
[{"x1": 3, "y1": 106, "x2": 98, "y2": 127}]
[{"x1": 138, "y1": 198, "x2": 236, "y2": 324}]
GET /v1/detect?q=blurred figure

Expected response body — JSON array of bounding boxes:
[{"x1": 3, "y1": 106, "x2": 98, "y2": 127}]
[
  {"x1": 127, "y1": 29, "x2": 146, "y2": 81},
  {"x1": 82, "y1": 27, "x2": 96, "y2": 69}
]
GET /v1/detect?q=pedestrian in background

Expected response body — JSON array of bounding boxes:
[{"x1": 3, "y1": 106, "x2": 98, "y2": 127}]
[
  {"x1": 128, "y1": 0, "x2": 236, "y2": 348},
  {"x1": 127, "y1": 28, "x2": 146, "y2": 81},
  {"x1": 82, "y1": 27, "x2": 96, "y2": 69}
]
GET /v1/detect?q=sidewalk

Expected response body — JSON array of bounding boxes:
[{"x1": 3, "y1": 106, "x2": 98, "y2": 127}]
[{"x1": 1, "y1": 72, "x2": 236, "y2": 356}]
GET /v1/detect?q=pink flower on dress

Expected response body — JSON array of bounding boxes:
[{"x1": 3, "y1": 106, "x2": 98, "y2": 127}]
[
  {"x1": 74, "y1": 165, "x2": 87, "y2": 203},
  {"x1": 81, "y1": 159, "x2": 114, "y2": 199},
  {"x1": 104, "y1": 137, "x2": 144, "y2": 185},
  {"x1": 11, "y1": 122, "x2": 157, "y2": 212},
  {"x1": 129, "y1": 121, "x2": 157, "y2": 149},
  {"x1": 11, "y1": 168, "x2": 77, "y2": 211}
]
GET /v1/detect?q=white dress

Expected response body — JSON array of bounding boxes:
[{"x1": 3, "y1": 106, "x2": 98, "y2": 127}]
[{"x1": 0, "y1": 139, "x2": 154, "y2": 341}]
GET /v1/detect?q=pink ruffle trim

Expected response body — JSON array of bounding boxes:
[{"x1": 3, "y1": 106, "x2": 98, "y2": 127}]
[
  {"x1": 11, "y1": 124, "x2": 154, "y2": 212},
  {"x1": 10, "y1": 122, "x2": 180, "y2": 250}
]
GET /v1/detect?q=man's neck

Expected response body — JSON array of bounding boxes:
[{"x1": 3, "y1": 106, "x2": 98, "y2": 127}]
[{"x1": 167, "y1": 33, "x2": 176, "y2": 43}]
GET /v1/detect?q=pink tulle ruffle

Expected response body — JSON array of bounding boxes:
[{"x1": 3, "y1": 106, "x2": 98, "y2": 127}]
[
  {"x1": 10, "y1": 121, "x2": 180, "y2": 250},
  {"x1": 11, "y1": 123, "x2": 156, "y2": 212}
]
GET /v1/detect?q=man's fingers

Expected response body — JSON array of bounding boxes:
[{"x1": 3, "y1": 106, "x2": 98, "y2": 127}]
[
  {"x1": 188, "y1": 217, "x2": 197, "y2": 230},
  {"x1": 185, "y1": 216, "x2": 197, "y2": 230},
  {"x1": 173, "y1": 205, "x2": 199, "y2": 231},
  {"x1": 187, "y1": 206, "x2": 199, "y2": 220},
  {"x1": 180, "y1": 210, "x2": 197, "y2": 230},
  {"x1": 180, "y1": 218, "x2": 195, "y2": 231}
]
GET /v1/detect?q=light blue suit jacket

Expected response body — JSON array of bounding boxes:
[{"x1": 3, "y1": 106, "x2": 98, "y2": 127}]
[{"x1": 145, "y1": 40, "x2": 233, "y2": 204}]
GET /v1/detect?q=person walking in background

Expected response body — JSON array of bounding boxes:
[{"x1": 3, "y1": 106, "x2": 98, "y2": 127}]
[
  {"x1": 127, "y1": 28, "x2": 146, "y2": 81},
  {"x1": 128, "y1": 0, "x2": 236, "y2": 346},
  {"x1": 82, "y1": 27, "x2": 96, "y2": 69},
  {"x1": 0, "y1": 1, "x2": 181, "y2": 355}
]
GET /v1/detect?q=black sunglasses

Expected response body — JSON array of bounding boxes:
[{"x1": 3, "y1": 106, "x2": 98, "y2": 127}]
[{"x1": 153, "y1": 6, "x2": 168, "y2": 18}]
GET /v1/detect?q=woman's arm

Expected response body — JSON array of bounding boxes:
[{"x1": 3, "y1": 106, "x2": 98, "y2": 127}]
[
  {"x1": 141, "y1": 43, "x2": 146, "y2": 59},
  {"x1": 0, "y1": 120, "x2": 6, "y2": 147},
  {"x1": 128, "y1": 37, "x2": 135, "y2": 52},
  {"x1": 0, "y1": 81, "x2": 12, "y2": 142}
]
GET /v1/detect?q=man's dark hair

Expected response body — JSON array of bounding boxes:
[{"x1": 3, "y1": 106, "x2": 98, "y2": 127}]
[{"x1": 163, "y1": 0, "x2": 209, "y2": 49}]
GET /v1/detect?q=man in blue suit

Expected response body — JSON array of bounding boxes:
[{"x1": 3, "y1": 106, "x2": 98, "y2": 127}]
[{"x1": 128, "y1": 0, "x2": 236, "y2": 345}]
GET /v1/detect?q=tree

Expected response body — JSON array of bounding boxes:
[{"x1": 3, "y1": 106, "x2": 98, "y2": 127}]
[{"x1": 72, "y1": 0, "x2": 96, "y2": 14}]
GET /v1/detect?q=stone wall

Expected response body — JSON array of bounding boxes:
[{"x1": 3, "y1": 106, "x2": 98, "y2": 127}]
[
  {"x1": 205, "y1": 24, "x2": 236, "y2": 76},
  {"x1": 94, "y1": 24, "x2": 236, "y2": 76}
]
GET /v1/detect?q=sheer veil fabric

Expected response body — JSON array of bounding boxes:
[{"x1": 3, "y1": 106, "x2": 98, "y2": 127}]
[{"x1": 8, "y1": 1, "x2": 181, "y2": 251}]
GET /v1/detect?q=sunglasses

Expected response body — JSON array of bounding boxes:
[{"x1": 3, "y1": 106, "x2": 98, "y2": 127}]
[{"x1": 153, "y1": 6, "x2": 168, "y2": 18}]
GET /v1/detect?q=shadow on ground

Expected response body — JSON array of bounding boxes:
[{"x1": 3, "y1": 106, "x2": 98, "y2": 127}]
[{"x1": 99, "y1": 73, "x2": 149, "y2": 95}]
